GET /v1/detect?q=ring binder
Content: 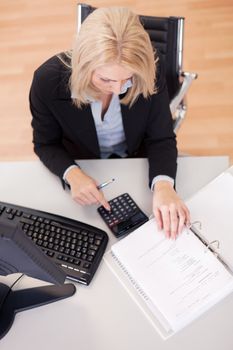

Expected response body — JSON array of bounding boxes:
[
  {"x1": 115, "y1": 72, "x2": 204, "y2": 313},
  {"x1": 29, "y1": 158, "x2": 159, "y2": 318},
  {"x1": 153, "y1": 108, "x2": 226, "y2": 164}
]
[
  {"x1": 188, "y1": 221, "x2": 202, "y2": 230},
  {"x1": 206, "y1": 239, "x2": 220, "y2": 252},
  {"x1": 105, "y1": 211, "x2": 233, "y2": 339},
  {"x1": 104, "y1": 168, "x2": 233, "y2": 339},
  {"x1": 189, "y1": 221, "x2": 219, "y2": 251},
  {"x1": 188, "y1": 221, "x2": 232, "y2": 273}
]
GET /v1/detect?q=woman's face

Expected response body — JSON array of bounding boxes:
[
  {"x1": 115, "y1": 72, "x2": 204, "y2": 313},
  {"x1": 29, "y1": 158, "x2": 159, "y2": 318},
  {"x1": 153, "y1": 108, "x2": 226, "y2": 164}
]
[{"x1": 91, "y1": 63, "x2": 133, "y2": 95}]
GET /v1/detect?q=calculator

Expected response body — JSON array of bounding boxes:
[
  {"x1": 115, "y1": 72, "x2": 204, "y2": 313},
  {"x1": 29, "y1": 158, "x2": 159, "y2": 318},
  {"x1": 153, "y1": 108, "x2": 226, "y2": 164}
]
[{"x1": 97, "y1": 193, "x2": 148, "y2": 237}]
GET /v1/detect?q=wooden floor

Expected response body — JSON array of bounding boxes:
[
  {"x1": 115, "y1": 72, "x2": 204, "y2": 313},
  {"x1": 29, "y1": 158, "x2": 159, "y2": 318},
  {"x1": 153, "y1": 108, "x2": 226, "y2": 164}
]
[{"x1": 0, "y1": 0, "x2": 233, "y2": 164}]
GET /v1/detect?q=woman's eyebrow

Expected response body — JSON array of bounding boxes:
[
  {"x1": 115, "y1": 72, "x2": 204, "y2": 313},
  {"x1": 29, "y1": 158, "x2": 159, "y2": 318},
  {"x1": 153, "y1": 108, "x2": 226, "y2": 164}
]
[{"x1": 97, "y1": 74, "x2": 133, "y2": 82}]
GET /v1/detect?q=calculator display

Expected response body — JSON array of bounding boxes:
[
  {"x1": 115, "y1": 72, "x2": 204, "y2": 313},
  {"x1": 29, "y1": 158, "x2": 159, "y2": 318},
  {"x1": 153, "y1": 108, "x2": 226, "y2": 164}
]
[{"x1": 97, "y1": 193, "x2": 148, "y2": 237}]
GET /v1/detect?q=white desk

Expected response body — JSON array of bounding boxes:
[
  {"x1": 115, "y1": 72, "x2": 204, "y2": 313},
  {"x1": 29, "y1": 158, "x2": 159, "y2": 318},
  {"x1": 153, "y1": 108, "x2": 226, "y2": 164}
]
[{"x1": 1, "y1": 156, "x2": 232, "y2": 350}]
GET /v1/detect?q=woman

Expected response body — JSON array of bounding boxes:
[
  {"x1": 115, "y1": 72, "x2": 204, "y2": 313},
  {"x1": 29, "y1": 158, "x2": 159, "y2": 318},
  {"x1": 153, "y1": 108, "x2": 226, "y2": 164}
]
[{"x1": 30, "y1": 7, "x2": 190, "y2": 238}]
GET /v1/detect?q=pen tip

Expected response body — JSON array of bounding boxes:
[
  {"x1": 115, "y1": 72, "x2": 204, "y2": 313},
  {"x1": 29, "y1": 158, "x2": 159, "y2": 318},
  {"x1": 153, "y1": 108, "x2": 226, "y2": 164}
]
[{"x1": 112, "y1": 178, "x2": 115, "y2": 182}]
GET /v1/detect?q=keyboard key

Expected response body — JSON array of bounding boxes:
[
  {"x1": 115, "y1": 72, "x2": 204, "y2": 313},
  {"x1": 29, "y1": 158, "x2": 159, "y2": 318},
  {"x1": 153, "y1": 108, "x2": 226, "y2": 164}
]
[
  {"x1": 47, "y1": 251, "x2": 54, "y2": 257},
  {"x1": 20, "y1": 218, "x2": 34, "y2": 225},
  {"x1": 7, "y1": 214, "x2": 14, "y2": 220},
  {"x1": 83, "y1": 263, "x2": 91, "y2": 269},
  {"x1": 95, "y1": 239, "x2": 101, "y2": 246},
  {"x1": 22, "y1": 213, "x2": 31, "y2": 219}
]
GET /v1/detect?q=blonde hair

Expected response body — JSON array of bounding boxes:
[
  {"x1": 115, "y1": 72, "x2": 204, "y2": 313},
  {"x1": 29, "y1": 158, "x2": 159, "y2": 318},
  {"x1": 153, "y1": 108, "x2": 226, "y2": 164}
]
[{"x1": 69, "y1": 7, "x2": 158, "y2": 108}]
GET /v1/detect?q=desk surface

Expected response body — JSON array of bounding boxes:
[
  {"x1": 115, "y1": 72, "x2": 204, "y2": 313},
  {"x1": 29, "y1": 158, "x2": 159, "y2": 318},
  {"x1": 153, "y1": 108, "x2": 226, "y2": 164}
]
[{"x1": 0, "y1": 156, "x2": 232, "y2": 350}]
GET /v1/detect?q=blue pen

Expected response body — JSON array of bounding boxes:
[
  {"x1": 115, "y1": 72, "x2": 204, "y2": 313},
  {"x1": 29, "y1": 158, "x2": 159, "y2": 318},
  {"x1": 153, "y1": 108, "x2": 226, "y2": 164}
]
[{"x1": 97, "y1": 178, "x2": 115, "y2": 190}]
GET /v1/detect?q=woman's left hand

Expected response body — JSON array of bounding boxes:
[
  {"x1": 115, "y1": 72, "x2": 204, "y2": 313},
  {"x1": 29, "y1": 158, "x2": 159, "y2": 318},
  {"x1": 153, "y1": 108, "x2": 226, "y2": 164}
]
[{"x1": 152, "y1": 181, "x2": 190, "y2": 239}]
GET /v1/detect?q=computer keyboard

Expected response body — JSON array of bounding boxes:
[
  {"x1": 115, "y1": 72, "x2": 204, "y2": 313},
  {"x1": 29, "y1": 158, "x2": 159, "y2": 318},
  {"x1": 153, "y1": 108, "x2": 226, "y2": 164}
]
[{"x1": 0, "y1": 201, "x2": 109, "y2": 285}]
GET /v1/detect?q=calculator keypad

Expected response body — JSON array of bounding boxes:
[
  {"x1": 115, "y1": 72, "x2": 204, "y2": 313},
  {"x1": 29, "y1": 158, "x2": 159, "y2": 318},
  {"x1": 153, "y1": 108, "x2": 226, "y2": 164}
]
[{"x1": 98, "y1": 193, "x2": 138, "y2": 228}]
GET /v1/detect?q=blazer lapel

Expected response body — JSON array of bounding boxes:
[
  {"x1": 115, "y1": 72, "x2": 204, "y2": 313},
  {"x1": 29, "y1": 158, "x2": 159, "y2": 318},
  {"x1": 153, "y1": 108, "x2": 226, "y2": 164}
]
[
  {"x1": 57, "y1": 70, "x2": 100, "y2": 157},
  {"x1": 121, "y1": 103, "x2": 135, "y2": 154},
  {"x1": 121, "y1": 99, "x2": 146, "y2": 155},
  {"x1": 121, "y1": 95, "x2": 149, "y2": 156}
]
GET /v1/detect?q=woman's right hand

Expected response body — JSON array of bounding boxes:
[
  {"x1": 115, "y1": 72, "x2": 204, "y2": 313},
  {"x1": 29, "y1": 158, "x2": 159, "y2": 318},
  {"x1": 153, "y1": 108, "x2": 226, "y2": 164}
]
[{"x1": 66, "y1": 167, "x2": 110, "y2": 211}]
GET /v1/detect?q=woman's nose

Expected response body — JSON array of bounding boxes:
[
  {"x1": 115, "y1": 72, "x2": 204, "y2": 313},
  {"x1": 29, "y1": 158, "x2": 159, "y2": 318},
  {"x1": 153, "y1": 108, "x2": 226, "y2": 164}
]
[{"x1": 110, "y1": 81, "x2": 123, "y2": 95}]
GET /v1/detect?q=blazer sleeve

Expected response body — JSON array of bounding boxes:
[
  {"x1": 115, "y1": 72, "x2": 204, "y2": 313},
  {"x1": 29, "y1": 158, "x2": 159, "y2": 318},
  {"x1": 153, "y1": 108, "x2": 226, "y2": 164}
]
[
  {"x1": 30, "y1": 69, "x2": 77, "y2": 181},
  {"x1": 145, "y1": 55, "x2": 178, "y2": 186}
]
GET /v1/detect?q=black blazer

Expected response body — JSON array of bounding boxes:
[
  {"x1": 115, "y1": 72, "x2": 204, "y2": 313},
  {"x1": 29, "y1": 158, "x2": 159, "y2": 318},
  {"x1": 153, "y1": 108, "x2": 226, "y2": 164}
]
[{"x1": 30, "y1": 54, "x2": 177, "y2": 186}]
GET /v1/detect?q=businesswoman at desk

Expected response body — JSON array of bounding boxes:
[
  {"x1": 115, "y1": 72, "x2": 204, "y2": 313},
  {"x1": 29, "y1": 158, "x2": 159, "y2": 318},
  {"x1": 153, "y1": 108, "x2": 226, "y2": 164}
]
[{"x1": 30, "y1": 7, "x2": 190, "y2": 239}]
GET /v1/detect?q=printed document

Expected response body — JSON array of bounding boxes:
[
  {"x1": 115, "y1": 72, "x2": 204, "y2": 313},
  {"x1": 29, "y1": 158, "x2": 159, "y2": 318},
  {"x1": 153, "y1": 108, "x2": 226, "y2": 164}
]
[{"x1": 111, "y1": 219, "x2": 233, "y2": 332}]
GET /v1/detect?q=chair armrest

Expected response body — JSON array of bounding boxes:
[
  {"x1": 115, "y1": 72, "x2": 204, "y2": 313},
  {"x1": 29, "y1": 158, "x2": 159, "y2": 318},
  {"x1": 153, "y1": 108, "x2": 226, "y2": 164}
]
[
  {"x1": 169, "y1": 71, "x2": 198, "y2": 115},
  {"x1": 172, "y1": 103, "x2": 187, "y2": 133}
]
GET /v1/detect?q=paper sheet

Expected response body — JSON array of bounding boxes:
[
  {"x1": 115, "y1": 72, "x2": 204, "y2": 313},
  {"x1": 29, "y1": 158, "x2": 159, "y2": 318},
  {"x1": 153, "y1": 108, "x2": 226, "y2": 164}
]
[{"x1": 112, "y1": 219, "x2": 233, "y2": 331}]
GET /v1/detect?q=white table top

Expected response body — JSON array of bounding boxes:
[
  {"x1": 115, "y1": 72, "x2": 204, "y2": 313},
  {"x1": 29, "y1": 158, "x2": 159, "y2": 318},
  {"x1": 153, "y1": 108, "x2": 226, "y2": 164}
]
[{"x1": 0, "y1": 156, "x2": 232, "y2": 350}]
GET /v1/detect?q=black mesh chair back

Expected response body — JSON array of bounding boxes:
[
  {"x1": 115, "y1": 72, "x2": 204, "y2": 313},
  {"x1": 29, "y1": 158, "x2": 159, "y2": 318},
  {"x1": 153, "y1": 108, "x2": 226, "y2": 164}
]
[{"x1": 139, "y1": 16, "x2": 183, "y2": 101}]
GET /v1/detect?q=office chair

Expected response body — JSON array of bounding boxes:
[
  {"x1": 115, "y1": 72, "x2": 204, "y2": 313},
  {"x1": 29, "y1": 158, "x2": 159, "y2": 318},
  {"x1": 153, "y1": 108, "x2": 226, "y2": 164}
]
[{"x1": 77, "y1": 3, "x2": 198, "y2": 133}]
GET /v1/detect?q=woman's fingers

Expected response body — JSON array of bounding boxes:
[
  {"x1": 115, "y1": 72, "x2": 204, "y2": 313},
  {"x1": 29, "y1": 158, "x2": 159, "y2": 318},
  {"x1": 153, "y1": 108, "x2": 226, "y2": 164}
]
[
  {"x1": 74, "y1": 186, "x2": 111, "y2": 210},
  {"x1": 160, "y1": 206, "x2": 171, "y2": 238},
  {"x1": 91, "y1": 187, "x2": 111, "y2": 210},
  {"x1": 176, "y1": 208, "x2": 186, "y2": 237},
  {"x1": 159, "y1": 205, "x2": 189, "y2": 239},
  {"x1": 154, "y1": 208, "x2": 163, "y2": 231},
  {"x1": 169, "y1": 204, "x2": 179, "y2": 239},
  {"x1": 153, "y1": 184, "x2": 191, "y2": 239},
  {"x1": 67, "y1": 168, "x2": 110, "y2": 210}
]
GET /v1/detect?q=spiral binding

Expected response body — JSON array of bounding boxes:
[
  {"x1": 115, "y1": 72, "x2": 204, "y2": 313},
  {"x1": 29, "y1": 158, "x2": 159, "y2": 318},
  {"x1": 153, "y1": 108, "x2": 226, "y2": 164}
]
[{"x1": 111, "y1": 252, "x2": 150, "y2": 301}]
